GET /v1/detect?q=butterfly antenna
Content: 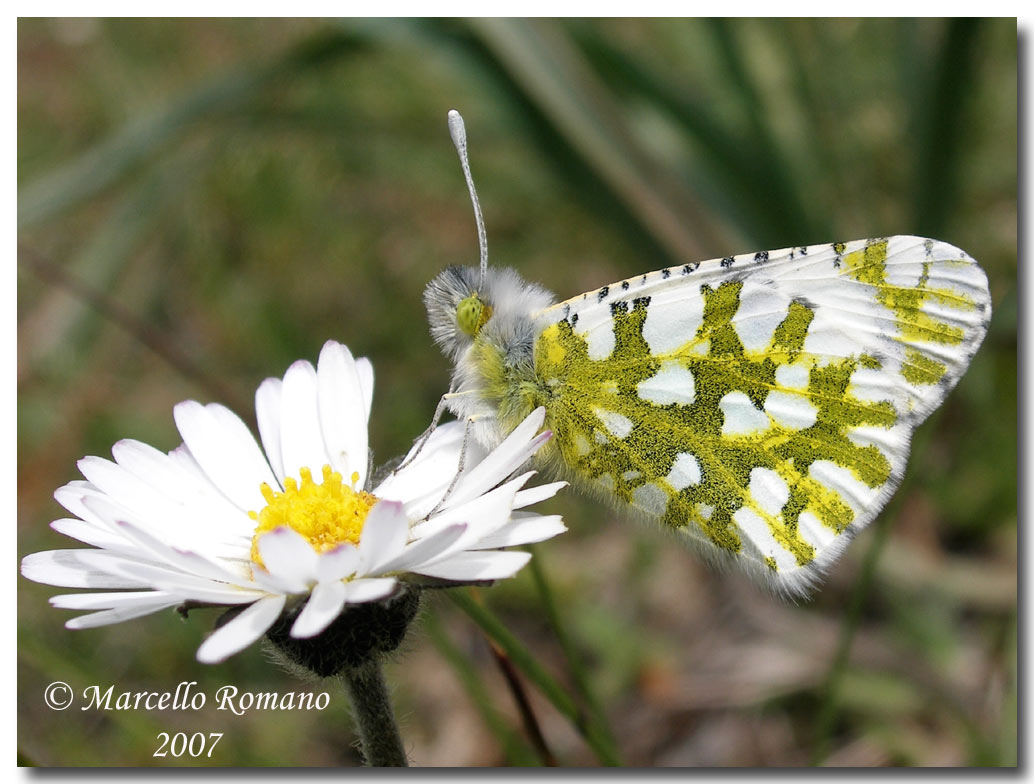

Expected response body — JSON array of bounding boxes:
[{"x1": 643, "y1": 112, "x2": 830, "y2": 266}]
[{"x1": 448, "y1": 109, "x2": 488, "y2": 290}]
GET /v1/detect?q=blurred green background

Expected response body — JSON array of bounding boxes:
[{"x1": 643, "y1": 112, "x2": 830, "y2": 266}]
[{"x1": 18, "y1": 18, "x2": 1016, "y2": 767}]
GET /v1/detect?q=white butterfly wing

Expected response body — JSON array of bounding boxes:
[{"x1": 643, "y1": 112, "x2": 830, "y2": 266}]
[{"x1": 531, "y1": 236, "x2": 990, "y2": 594}]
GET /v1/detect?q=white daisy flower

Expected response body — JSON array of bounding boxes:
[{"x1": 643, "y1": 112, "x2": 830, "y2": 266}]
[{"x1": 21, "y1": 341, "x2": 566, "y2": 665}]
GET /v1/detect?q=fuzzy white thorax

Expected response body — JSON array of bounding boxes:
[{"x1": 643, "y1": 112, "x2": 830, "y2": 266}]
[{"x1": 424, "y1": 264, "x2": 555, "y2": 448}]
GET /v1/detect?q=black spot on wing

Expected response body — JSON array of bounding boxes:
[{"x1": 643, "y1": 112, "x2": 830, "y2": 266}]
[
  {"x1": 610, "y1": 301, "x2": 629, "y2": 316},
  {"x1": 754, "y1": 251, "x2": 769, "y2": 264},
  {"x1": 795, "y1": 295, "x2": 818, "y2": 310},
  {"x1": 597, "y1": 286, "x2": 609, "y2": 303},
  {"x1": 721, "y1": 257, "x2": 735, "y2": 269},
  {"x1": 621, "y1": 280, "x2": 630, "y2": 291},
  {"x1": 662, "y1": 269, "x2": 671, "y2": 279},
  {"x1": 832, "y1": 242, "x2": 845, "y2": 269}
]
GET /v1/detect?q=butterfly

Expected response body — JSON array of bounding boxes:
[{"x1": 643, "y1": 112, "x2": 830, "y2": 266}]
[{"x1": 423, "y1": 111, "x2": 991, "y2": 596}]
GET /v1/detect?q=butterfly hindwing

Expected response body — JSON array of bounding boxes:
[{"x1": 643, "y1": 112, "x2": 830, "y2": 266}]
[{"x1": 527, "y1": 236, "x2": 990, "y2": 593}]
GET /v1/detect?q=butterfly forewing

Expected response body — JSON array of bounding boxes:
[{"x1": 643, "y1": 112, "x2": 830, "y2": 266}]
[{"x1": 529, "y1": 236, "x2": 990, "y2": 593}]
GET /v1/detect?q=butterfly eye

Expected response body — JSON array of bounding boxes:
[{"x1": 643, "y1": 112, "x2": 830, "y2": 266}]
[{"x1": 456, "y1": 294, "x2": 492, "y2": 336}]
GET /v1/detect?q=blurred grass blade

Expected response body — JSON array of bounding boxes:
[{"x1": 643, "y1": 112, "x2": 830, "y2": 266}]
[
  {"x1": 18, "y1": 242, "x2": 248, "y2": 416},
  {"x1": 571, "y1": 22, "x2": 821, "y2": 248},
  {"x1": 704, "y1": 19, "x2": 823, "y2": 244},
  {"x1": 768, "y1": 20, "x2": 840, "y2": 238},
  {"x1": 484, "y1": 634, "x2": 560, "y2": 765},
  {"x1": 423, "y1": 608, "x2": 539, "y2": 765},
  {"x1": 19, "y1": 143, "x2": 209, "y2": 383},
  {"x1": 466, "y1": 18, "x2": 735, "y2": 264},
  {"x1": 527, "y1": 547, "x2": 621, "y2": 763},
  {"x1": 18, "y1": 29, "x2": 364, "y2": 228},
  {"x1": 449, "y1": 589, "x2": 621, "y2": 766},
  {"x1": 911, "y1": 19, "x2": 984, "y2": 236},
  {"x1": 811, "y1": 409, "x2": 946, "y2": 765}
]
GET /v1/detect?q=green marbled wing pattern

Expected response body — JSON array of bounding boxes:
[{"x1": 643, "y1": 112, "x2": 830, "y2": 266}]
[{"x1": 527, "y1": 236, "x2": 990, "y2": 594}]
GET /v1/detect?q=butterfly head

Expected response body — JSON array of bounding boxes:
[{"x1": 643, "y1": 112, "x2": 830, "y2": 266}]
[
  {"x1": 456, "y1": 292, "x2": 493, "y2": 337},
  {"x1": 423, "y1": 264, "x2": 554, "y2": 362}
]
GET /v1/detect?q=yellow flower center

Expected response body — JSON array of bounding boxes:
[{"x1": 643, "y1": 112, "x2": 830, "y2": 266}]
[{"x1": 249, "y1": 465, "x2": 377, "y2": 566}]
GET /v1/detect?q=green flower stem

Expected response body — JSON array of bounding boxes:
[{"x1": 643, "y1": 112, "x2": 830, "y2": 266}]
[
  {"x1": 449, "y1": 589, "x2": 621, "y2": 766},
  {"x1": 342, "y1": 660, "x2": 408, "y2": 767}
]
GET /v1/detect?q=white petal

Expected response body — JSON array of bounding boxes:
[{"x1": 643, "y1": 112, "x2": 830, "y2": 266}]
[
  {"x1": 67, "y1": 484, "x2": 248, "y2": 561},
  {"x1": 105, "y1": 574, "x2": 264, "y2": 606},
  {"x1": 133, "y1": 582, "x2": 265, "y2": 605},
  {"x1": 111, "y1": 519, "x2": 254, "y2": 586},
  {"x1": 196, "y1": 594, "x2": 286, "y2": 664},
  {"x1": 73, "y1": 551, "x2": 265, "y2": 604},
  {"x1": 513, "y1": 481, "x2": 568, "y2": 509},
  {"x1": 344, "y1": 577, "x2": 397, "y2": 604},
  {"x1": 376, "y1": 524, "x2": 467, "y2": 574},
  {"x1": 246, "y1": 564, "x2": 303, "y2": 597},
  {"x1": 290, "y1": 580, "x2": 348, "y2": 639},
  {"x1": 278, "y1": 360, "x2": 329, "y2": 481},
  {"x1": 317, "y1": 341, "x2": 368, "y2": 487},
  {"x1": 110, "y1": 440, "x2": 254, "y2": 540},
  {"x1": 76, "y1": 457, "x2": 183, "y2": 537},
  {"x1": 50, "y1": 590, "x2": 176, "y2": 610},
  {"x1": 255, "y1": 527, "x2": 318, "y2": 591},
  {"x1": 163, "y1": 445, "x2": 259, "y2": 535},
  {"x1": 416, "y1": 473, "x2": 530, "y2": 546},
  {"x1": 112, "y1": 439, "x2": 193, "y2": 496},
  {"x1": 355, "y1": 357, "x2": 374, "y2": 422},
  {"x1": 373, "y1": 421, "x2": 466, "y2": 505},
  {"x1": 53, "y1": 481, "x2": 103, "y2": 523},
  {"x1": 255, "y1": 377, "x2": 286, "y2": 485},
  {"x1": 444, "y1": 409, "x2": 549, "y2": 509},
  {"x1": 471, "y1": 514, "x2": 567, "y2": 549},
  {"x1": 410, "y1": 551, "x2": 532, "y2": 582},
  {"x1": 49, "y1": 518, "x2": 139, "y2": 555},
  {"x1": 315, "y1": 543, "x2": 360, "y2": 583},
  {"x1": 65, "y1": 599, "x2": 182, "y2": 629},
  {"x1": 174, "y1": 401, "x2": 277, "y2": 512},
  {"x1": 21, "y1": 550, "x2": 150, "y2": 589},
  {"x1": 357, "y1": 501, "x2": 410, "y2": 576}
]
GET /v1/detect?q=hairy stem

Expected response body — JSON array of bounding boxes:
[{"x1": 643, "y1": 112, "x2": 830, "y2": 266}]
[{"x1": 342, "y1": 660, "x2": 408, "y2": 767}]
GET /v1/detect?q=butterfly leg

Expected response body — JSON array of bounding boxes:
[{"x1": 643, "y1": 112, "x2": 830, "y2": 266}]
[
  {"x1": 426, "y1": 412, "x2": 494, "y2": 517},
  {"x1": 394, "y1": 388, "x2": 480, "y2": 472}
]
